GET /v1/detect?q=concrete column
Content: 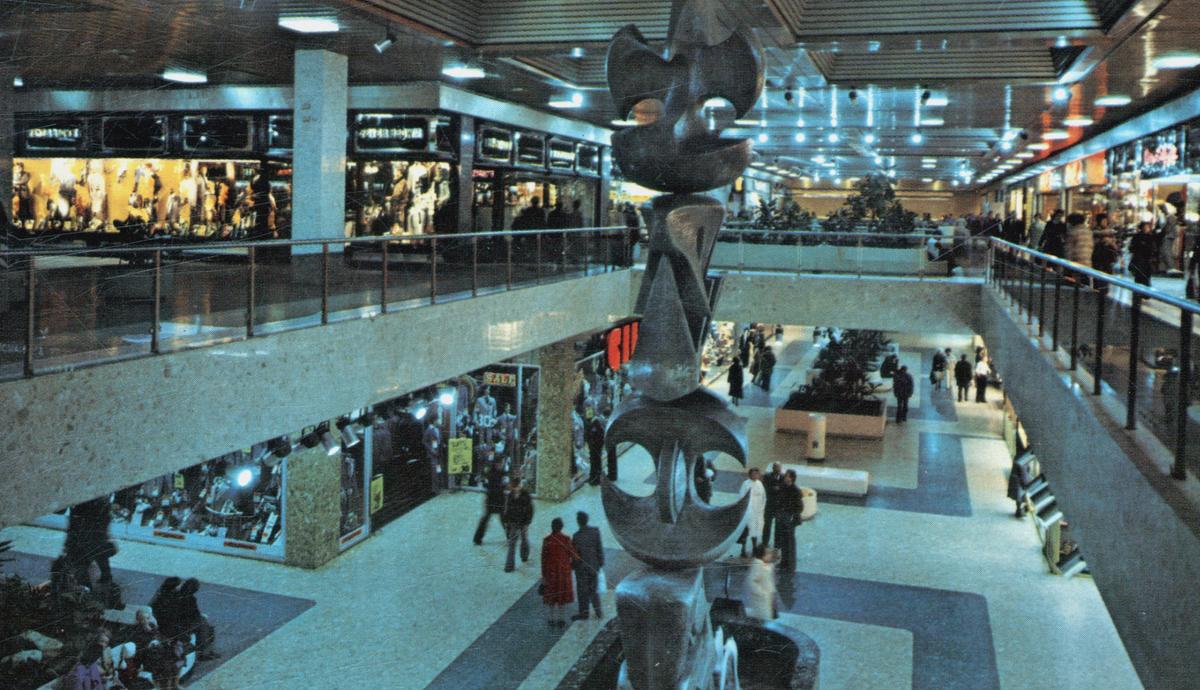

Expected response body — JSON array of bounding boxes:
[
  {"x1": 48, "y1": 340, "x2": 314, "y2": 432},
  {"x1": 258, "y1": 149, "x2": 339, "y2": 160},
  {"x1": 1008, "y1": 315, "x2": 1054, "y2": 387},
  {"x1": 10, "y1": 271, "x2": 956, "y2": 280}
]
[
  {"x1": 292, "y1": 49, "x2": 347, "y2": 255},
  {"x1": 457, "y1": 115, "x2": 475, "y2": 232},
  {"x1": 0, "y1": 69, "x2": 14, "y2": 222},
  {"x1": 284, "y1": 444, "x2": 341, "y2": 569},
  {"x1": 535, "y1": 340, "x2": 577, "y2": 501}
]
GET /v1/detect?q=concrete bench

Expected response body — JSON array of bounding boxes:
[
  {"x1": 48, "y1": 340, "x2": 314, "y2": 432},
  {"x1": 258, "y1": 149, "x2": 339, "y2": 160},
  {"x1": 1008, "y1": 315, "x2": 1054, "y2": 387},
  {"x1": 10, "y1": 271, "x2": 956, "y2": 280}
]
[{"x1": 783, "y1": 463, "x2": 869, "y2": 497}]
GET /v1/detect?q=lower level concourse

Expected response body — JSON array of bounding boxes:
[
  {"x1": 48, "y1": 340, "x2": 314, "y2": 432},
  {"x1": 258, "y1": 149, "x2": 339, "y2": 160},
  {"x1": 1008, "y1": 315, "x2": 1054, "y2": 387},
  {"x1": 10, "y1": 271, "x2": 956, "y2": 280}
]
[{"x1": 0, "y1": 328, "x2": 1142, "y2": 690}]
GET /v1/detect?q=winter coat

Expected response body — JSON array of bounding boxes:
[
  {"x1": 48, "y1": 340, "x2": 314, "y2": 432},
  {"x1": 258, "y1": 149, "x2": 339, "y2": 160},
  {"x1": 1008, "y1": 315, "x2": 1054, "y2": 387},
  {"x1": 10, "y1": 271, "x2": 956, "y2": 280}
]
[
  {"x1": 1065, "y1": 223, "x2": 1093, "y2": 267},
  {"x1": 744, "y1": 557, "x2": 776, "y2": 621},
  {"x1": 1129, "y1": 232, "x2": 1158, "y2": 274},
  {"x1": 954, "y1": 359, "x2": 973, "y2": 386},
  {"x1": 501, "y1": 490, "x2": 533, "y2": 527},
  {"x1": 1041, "y1": 220, "x2": 1068, "y2": 257},
  {"x1": 893, "y1": 370, "x2": 914, "y2": 400},
  {"x1": 727, "y1": 361, "x2": 744, "y2": 399},
  {"x1": 740, "y1": 479, "x2": 767, "y2": 540},
  {"x1": 541, "y1": 532, "x2": 577, "y2": 606}
]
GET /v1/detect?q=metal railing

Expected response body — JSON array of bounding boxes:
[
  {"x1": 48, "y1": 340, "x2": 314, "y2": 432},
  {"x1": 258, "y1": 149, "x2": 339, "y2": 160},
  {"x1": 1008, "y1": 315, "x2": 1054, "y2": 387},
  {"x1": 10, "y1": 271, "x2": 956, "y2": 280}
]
[
  {"x1": 0, "y1": 226, "x2": 633, "y2": 380},
  {"x1": 988, "y1": 237, "x2": 1200, "y2": 480}
]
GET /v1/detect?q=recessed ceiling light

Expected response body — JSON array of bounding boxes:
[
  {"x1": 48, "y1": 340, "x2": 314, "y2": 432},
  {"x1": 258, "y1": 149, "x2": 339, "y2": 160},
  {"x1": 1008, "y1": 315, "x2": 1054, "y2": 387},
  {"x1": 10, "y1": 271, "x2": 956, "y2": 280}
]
[
  {"x1": 570, "y1": 46, "x2": 585, "y2": 58},
  {"x1": 794, "y1": 132, "x2": 806, "y2": 143},
  {"x1": 827, "y1": 132, "x2": 840, "y2": 143},
  {"x1": 549, "y1": 92, "x2": 584, "y2": 108},
  {"x1": 162, "y1": 68, "x2": 207, "y2": 84},
  {"x1": 863, "y1": 132, "x2": 875, "y2": 144},
  {"x1": 926, "y1": 94, "x2": 949, "y2": 107},
  {"x1": 1063, "y1": 116, "x2": 1094, "y2": 127},
  {"x1": 795, "y1": 116, "x2": 806, "y2": 127},
  {"x1": 733, "y1": 119, "x2": 760, "y2": 126},
  {"x1": 278, "y1": 16, "x2": 340, "y2": 33},
  {"x1": 611, "y1": 119, "x2": 638, "y2": 127},
  {"x1": 921, "y1": 178, "x2": 933, "y2": 183},
  {"x1": 910, "y1": 131, "x2": 924, "y2": 144},
  {"x1": 1051, "y1": 86, "x2": 1071, "y2": 103},
  {"x1": 1042, "y1": 129, "x2": 1069, "y2": 140},
  {"x1": 922, "y1": 157, "x2": 937, "y2": 163},
  {"x1": 758, "y1": 132, "x2": 768, "y2": 143},
  {"x1": 1152, "y1": 52, "x2": 1200, "y2": 70},
  {"x1": 919, "y1": 117, "x2": 945, "y2": 126},
  {"x1": 443, "y1": 65, "x2": 486, "y2": 79},
  {"x1": 1028, "y1": 142, "x2": 1050, "y2": 150},
  {"x1": 1095, "y1": 94, "x2": 1132, "y2": 107},
  {"x1": 1017, "y1": 151, "x2": 1035, "y2": 159},
  {"x1": 13, "y1": 76, "x2": 23, "y2": 88}
]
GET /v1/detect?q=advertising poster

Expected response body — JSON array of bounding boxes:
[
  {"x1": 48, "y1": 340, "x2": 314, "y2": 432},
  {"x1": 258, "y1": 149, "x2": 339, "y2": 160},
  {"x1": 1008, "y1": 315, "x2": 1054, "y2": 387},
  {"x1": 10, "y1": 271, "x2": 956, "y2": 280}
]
[{"x1": 448, "y1": 437, "x2": 474, "y2": 475}]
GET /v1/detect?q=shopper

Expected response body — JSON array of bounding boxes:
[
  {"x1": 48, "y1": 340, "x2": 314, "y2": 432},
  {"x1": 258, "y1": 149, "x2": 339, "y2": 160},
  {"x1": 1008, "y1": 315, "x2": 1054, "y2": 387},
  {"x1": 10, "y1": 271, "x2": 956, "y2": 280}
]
[
  {"x1": 585, "y1": 414, "x2": 606, "y2": 486},
  {"x1": 65, "y1": 640, "x2": 106, "y2": 690},
  {"x1": 472, "y1": 461, "x2": 506, "y2": 545},
  {"x1": 954, "y1": 354, "x2": 973, "y2": 403},
  {"x1": 744, "y1": 544, "x2": 777, "y2": 622},
  {"x1": 974, "y1": 358, "x2": 991, "y2": 403},
  {"x1": 1039, "y1": 210, "x2": 1068, "y2": 258},
  {"x1": 540, "y1": 517, "x2": 578, "y2": 628},
  {"x1": 931, "y1": 348, "x2": 948, "y2": 391},
  {"x1": 757, "y1": 346, "x2": 777, "y2": 391},
  {"x1": 727, "y1": 356, "x2": 744, "y2": 406},
  {"x1": 1093, "y1": 224, "x2": 1120, "y2": 278},
  {"x1": 1129, "y1": 221, "x2": 1157, "y2": 287},
  {"x1": 63, "y1": 496, "x2": 121, "y2": 607},
  {"x1": 501, "y1": 479, "x2": 534, "y2": 572},
  {"x1": 761, "y1": 463, "x2": 784, "y2": 548},
  {"x1": 738, "y1": 468, "x2": 767, "y2": 558},
  {"x1": 892, "y1": 365, "x2": 914, "y2": 423},
  {"x1": 571, "y1": 511, "x2": 605, "y2": 621},
  {"x1": 175, "y1": 578, "x2": 216, "y2": 660},
  {"x1": 694, "y1": 455, "x2": 714, "y2": 504},
  {"x1": 775, "y1": 470, "x2": 803, "y2": 574},
  {"x1": 1007, "y1": 458, "x2": 1027, "y2": 518},
  {"x1": 1064, "y1": 213, "x2": 1093, "y2": 268},
  {"x1": 1027, "y1": 212, "x2": 1046, "y2": 250}
]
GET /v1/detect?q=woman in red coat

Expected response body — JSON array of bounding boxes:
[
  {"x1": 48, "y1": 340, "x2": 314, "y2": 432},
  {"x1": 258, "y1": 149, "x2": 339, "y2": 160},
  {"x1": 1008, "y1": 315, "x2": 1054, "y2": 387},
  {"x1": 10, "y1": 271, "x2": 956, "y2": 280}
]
[{"x1": 541, "y1": 517, "x2": 578, "y2": 628}]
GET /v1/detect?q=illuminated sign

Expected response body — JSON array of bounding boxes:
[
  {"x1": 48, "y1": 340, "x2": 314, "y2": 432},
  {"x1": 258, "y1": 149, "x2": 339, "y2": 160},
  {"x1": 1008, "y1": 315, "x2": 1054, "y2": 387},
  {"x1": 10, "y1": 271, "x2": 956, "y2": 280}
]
[
  {"x1": 353, "y1": 114, "x2": 429, "y2": 152},
  {"x1": 478, "y1": 125, "x2": 513, "y2": 163},
  {"x1": 483, "y1": 371, "x2": 518, "y2": 387},
  {"x1": 515, "y1": 132, "x2": 546, "y2": 167}
]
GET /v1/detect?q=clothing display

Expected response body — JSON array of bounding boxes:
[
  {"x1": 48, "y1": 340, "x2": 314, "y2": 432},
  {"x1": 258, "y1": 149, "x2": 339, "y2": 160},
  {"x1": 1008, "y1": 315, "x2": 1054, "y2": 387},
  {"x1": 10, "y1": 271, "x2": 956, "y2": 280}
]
[{"x1": 345, "y1": 159, "x2": 454, "y2": 237}]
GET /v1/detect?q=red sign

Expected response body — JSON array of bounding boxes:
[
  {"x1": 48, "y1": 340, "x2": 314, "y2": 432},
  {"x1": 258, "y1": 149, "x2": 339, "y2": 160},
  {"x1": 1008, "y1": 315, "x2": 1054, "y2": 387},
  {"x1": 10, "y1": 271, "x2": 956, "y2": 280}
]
[{"x1": 606, "y1": 321, "x2": 640, "y2": 371}]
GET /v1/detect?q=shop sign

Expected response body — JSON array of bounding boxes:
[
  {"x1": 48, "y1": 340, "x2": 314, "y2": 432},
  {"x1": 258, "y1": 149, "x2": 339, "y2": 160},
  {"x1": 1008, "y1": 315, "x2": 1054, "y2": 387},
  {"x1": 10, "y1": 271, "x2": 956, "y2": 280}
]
[
  {"x1": 548, "y1": 137, "x2": 576, "y2": 171},
  {"x1": 370, "y1": 475, "x2": 384, "y2": 513},
  {"x1": 1063, "y1": 160, "x2": 1083, "y2": 188},
  {"x1": 606, "y1": 321, "x2": 640, "y2": 371},
  {"x1": 483, "y1": 371, "x2": 518, "y2": 387},
  {"x1": 20, "y1": 118, "x2": 86, "y2": 151},
  {"x1": 577, "y1": 144, "x2": 601, "y2": 175},
  {"x1": 100, "y1": 115, "x2": 167, "y2": 152},
  {"x1": 268, "y1": 114, "x2": 293, "y2": 151},
  {"x1": 1139, "y1": 127, "x2": 1184, "y2": 179},
  {"x1": 448, "y1": 437, "x2": 474, "y2": 475},
  {"x1": 515, "y1": 132, "x2": 546, "y2": 167},
  {"x1": 478, "y1": 126, "x2": 513, "y2": 164},
  {"x1": 354, "y1": 113, "x2": 429, "y2": 152},
  {"x1": 182, "y1": 115, "x2": 253, "y2": 152}
]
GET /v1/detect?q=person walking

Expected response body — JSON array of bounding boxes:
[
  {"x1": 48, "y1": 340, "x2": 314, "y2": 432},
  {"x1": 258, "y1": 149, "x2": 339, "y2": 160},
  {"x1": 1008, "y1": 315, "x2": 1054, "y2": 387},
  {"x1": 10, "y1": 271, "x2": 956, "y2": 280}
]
[
  {"x1": 1065, "y1": 212, "x2": 1093, "y2": 268},
  {"x1": 585, "y1": 414, "x2": 605, "y2": 486},
  {"x1": 472, "y1": 461, "x2": 506, "y2": 545},
  {"x1": 744, "y1": 544, "x2": 777, "y2": 622},
  {"x1": 775, "y1": 470, "x2": 804, "y2": 574},
  {"x1": 738, "y1": 468, "x2": 767, "y2": 557},
  {"x1": 1129, "y1": 221, "x2": 1157, "y2": 287},
  {"x1": 1027, "y1": 212, "x2": 1046, "y2": 250},
  {"x1": 762, "y1": 463, "x2": 784, "y2": 547},
  {"x1": 501, "y1": 479, "x2": 534, "y2": 572},
  {"x1": 757, "y1": 346, "x2": 777, "y2": 391},
  {"x1": 694, "y1": 455, "x2": 714, "y2": 504},
  {"x1": 1039, "y1": 210, "x2": 1068, "y2": 258},
  {"x1": 930, "y1": 348, "x2": 948, "y2": 391},
  {"x1": 571, "y1": 511, "x2": 605, "y2": 621},
  {"x1": 727, "y1": 356, "x2": 745, "y2": 406},
  {"x1": 974, "y1": 358, "x2": 991, "y2": 403},
  {"x1": 892, "y1": 365, "x2": 914, "y2": 423},
  {"x1": 541, "y1": 517, "x2": 578, "y2": 628},
  {"x1": 954, "y1": 354, "x2": 973, "y2": 403}
]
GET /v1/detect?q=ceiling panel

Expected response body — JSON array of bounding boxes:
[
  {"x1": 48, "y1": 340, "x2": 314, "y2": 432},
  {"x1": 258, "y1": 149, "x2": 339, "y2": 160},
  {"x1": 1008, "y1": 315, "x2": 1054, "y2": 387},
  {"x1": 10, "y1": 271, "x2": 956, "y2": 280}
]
[
  {"x1": 818, "y1": 48, "x2": 1059, "y2": 83},
  {"x1": 788, "y1": 0, "x2": 1101, "y2": 38}
]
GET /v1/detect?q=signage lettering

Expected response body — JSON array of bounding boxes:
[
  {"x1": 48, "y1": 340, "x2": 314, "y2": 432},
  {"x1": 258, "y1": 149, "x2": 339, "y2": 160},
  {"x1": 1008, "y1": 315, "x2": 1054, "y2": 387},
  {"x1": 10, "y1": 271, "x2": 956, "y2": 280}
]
[{"x1": 483, "y1": 371, "x2": 517, "y2": 387}]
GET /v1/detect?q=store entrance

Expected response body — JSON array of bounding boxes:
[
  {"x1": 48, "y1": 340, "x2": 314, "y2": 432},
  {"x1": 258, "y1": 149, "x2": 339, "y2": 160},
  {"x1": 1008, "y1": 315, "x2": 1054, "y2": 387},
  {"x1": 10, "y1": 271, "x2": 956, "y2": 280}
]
[
  {"x1": 471, "y1": 170, "x2": 598, "y2": 231},
  {"x1": 369, "y1": 413, "x2": 436, "y2": 529}
]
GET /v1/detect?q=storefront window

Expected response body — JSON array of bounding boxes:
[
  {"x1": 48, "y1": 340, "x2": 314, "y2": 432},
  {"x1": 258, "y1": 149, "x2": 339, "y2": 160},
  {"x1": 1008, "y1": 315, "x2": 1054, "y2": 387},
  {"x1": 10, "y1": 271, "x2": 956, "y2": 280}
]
[
  {"x1": 345, "y1": 159, "x2": 456, "y2": 237},
  {"x1": 11, "y1": 157, "x2": 291, "y2": 238},
  {"x1": 339, "y1": 432, "x2": 367, "y2": 545}
]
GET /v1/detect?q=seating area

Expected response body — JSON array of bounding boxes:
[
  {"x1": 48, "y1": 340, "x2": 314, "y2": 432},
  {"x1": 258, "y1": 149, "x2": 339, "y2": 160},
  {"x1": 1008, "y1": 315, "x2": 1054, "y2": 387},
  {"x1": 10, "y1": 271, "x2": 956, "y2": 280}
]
[{"x1": 782, "y1": 464, "x2": 870, "y2": 498}]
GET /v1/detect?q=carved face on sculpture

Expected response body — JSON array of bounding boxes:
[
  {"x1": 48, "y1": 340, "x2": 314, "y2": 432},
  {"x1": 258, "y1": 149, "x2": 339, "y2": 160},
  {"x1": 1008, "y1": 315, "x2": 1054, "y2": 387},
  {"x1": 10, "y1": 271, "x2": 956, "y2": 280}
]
[{"x1": 606, "y1": 1, "x2": 764, "y2": 194}]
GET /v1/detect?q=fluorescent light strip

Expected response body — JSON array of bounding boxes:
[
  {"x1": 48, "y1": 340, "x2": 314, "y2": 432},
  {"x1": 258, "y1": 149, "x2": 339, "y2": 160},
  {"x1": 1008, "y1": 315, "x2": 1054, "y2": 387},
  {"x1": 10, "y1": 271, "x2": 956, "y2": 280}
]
[
  {"x1": 278, "y1": 16, "x2": 339, "y2": 33},
  {"x1": 1095, "y1": 94, "x2": 1131, "y2": 107},
  {"x1": 443, "y1": 65, "x2": 485, "y2": 79},
  {"x1": 162, "y1": 68, "x2": 207, "y2": 84}
]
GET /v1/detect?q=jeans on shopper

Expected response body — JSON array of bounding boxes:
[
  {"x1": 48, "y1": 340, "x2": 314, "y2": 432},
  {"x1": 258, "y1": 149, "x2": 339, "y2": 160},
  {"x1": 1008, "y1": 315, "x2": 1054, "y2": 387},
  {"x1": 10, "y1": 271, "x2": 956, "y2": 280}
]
[{"x1": 504, "y1": 524, "x2": 530, "y2": 571}]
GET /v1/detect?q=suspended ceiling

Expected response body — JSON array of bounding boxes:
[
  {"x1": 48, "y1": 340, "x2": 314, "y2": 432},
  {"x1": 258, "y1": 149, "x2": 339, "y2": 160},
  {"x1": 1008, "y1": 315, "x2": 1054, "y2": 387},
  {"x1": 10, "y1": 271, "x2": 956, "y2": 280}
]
[{"x1": 3, "y1": 0, "x2": 1200, "y2": 188}]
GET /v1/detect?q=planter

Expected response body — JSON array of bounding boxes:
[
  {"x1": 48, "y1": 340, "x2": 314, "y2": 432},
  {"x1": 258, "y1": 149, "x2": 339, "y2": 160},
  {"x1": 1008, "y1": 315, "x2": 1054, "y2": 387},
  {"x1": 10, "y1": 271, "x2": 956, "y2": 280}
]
[{"x1": 774, "y1": 402, "x2": 886, "y2": 439}]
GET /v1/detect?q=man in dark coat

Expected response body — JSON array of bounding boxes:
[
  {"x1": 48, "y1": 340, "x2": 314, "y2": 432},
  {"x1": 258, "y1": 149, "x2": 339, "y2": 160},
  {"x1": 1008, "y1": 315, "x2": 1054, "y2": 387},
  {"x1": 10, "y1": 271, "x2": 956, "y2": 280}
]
[
  {"x1": 501, "y1": 479, "x2": 534, "y2": 572},
  {"x1": 761, "y1": 463, "x2": 784, "y2": 548},
  {"x1": 472, "y1": 461, "x2": 506, "y2": 545},
  {"x1": 1039, "y1": 210, "x2": 1068, "y2": 258},
  {"x1": 727, "y1": 356, "x2": 744, "y2": 406},
  {"x1": 585, "y1": 415, "x2": 606, "y2": 485},
  {"x1": 571, "y1": 511, "x2": 605, "y2": 620},
  {"x1": 1129, "y1": 221, "x2": 1157, "y2": 286},
  {"x1": 776, "y1": 470, "x2": 804, "y2": 573},
  {"x1": 893, "y1": 365, "x2": 914, "y2": 423},
  {"x1": 954, "y1": 354, "x2": 973, "y2": 403}
]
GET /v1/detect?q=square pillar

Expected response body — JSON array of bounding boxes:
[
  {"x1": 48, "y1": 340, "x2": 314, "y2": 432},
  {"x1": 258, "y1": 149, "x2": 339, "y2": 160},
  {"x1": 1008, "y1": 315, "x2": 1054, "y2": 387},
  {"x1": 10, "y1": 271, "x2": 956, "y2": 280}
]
[
  {"x1": 535, "y1": 341, "x2": 577, "y2": 501},
  {"x1": 284, "y1": 444, "x2": 341, "y2": 569},
  {"x1": 0, "y1": 69, "x2": 14, "y2": 222},
  {"x1": 292, "y1": 49, "x2": 348, "y2": 255},
  {"x1": 456, "y1": 115, "x2": 475, "y2": 232}
]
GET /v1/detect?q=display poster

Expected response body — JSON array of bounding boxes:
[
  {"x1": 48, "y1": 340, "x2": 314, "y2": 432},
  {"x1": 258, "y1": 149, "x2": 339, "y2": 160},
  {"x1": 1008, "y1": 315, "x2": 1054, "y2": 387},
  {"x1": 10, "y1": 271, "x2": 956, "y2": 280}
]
[
  {"x1": 1139, "y1": 127, "x2": 1185, "y2": 179},
  {"x1": 1063, "y1": 160, "x2": 1083, "y2": 188},
  {"x1": 548, "y1": 138, "x2": 576, "y2": 170},
  {"x1": 19, "y1": 118, "x2": 87, "y2": 152},
  {"x1": 448, "y1": 437, "x2": 474, "y2": 475},
  {"x1": 354, "y1": 113, "x2": 429, "y2": 153},
  {"x1": 483, "y1": 370, "x2": 518, "y2": 387},
  {"x1": 370, "y1": 475, "x2": 384, "y2": 513},
  {"x1": 182, "y1": 115, "x2": 253, "y2": 152}
]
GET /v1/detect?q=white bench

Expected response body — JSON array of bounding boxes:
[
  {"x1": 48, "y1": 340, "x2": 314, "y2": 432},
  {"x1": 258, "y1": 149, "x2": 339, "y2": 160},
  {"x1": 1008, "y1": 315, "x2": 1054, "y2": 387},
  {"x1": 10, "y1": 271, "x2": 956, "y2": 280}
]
[{"x1": 783, "y1": 463, "x2": 869, "y2": 497}]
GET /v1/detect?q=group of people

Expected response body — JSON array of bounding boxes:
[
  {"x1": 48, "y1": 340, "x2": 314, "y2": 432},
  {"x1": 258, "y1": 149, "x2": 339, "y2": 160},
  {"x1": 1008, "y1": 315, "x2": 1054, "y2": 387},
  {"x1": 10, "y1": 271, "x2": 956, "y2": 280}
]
[
  {"x1": 736, "y1": 464, "x2": 807, "y2": 622},
  {"x1": 892, "y1": 347, "x2": 995, "y2": 422},
  {"x1": 727, "y1": 324, "x2": 782, "y2": 405}
]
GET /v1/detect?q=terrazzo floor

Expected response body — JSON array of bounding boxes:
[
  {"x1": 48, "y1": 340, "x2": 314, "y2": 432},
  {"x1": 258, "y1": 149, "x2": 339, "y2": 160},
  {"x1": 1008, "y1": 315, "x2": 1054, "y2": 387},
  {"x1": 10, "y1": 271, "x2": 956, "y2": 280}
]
[{"x1": 0, "y1": 328, "x2": 1144, "y2": 689}]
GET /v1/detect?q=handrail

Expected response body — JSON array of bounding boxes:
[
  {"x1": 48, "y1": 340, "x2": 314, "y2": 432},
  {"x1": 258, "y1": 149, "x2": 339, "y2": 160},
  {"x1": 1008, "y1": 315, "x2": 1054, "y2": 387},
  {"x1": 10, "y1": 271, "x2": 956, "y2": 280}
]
[
  {"x1": 0, "y1": 225, "x2": 630, "y2": 259},
  {"x1": 989, "y1": 237, "x2": 1200, "y2": 316}
]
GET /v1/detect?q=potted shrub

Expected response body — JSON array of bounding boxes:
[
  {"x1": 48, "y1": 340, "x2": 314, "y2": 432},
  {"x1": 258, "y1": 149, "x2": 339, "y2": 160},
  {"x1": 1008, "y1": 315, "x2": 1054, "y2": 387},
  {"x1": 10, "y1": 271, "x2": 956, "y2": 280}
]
[{"x1": 780, "y1": 332, "x2": 890, "y2": 439}]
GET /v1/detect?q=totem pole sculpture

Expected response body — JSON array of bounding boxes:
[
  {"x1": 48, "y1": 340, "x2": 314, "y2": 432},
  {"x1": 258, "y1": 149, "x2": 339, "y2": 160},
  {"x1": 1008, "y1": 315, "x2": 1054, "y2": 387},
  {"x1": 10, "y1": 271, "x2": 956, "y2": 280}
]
[{"x1": 601, "y1": 1, "x2": 766, "y2": 687}]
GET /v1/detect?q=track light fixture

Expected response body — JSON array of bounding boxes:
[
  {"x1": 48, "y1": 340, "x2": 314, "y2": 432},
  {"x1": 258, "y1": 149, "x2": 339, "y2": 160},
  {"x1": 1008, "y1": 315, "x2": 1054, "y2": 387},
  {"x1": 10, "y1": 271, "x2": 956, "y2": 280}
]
[
  {"x1": 784, "y1": 90, "x2": 794, "y2": 103},
  {"x1": 921, "y1": 89, "x2": 931, "y2": 104},
  {"x1": 318, "y1": 423, "x2": 342, "y2": 456},
  {"x1": 374, "y1": 30, "x2": 397, "y2": 54},
  {"x1": 848, "y1": 88, "x2": 859, "y2": 102},
  {"x1": 338, "y1": 419, "x2": 361, "y2": 448}
]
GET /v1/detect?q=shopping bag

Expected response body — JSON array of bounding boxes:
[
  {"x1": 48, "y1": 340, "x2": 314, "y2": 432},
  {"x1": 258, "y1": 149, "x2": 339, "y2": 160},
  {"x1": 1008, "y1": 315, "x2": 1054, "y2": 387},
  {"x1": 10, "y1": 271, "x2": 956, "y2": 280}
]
[{"x1": 597, "y1": 568, "x2": 607, "y2": 593}]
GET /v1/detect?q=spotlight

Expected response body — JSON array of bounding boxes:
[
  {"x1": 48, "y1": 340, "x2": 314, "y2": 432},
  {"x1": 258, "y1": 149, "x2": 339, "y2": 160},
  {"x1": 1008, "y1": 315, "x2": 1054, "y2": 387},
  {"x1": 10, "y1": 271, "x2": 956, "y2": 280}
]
[
  {"x1": 413, "y1": 406, "x2": 428, "y2": 421},
  {"x1": 784, "y1": 90, "x2": 794, "y2": 103},
  {"x1": 758, "y1": 132, "x2": 768, "y2": 143},
  {"x1": 1052, "y1": 86, "x2": 1071, "y2": 103},
  {"x1": 921, "y1": 90, "x2": 931, "y2": 104},
  {"x1": 863, "y1": 132, "x2": 876, "y2": 144},
  {"x1": 338, "y1": 420, "x2": 361, "y2": 448},
  {"x1": 320, "y1": 426, "x2": 342, "y2": 456},
  {"x1": 794, "y1": 132, "x2": 806, "y2": 143},
  {"x1": 269, "y1": 435, "x2": 293, "y2": 459},
  {"x1": 827, "y1": 132, "x2": 840, "y2": 143},
  {"x1": 911, "y1": 131, "x2": 924, "y2": 144},
  {"x1": 236, "y1": 468, "x2": 254, "y2": 487},
  {"x1": 848, "y1": 88, "x2": 858, "y2": 102},
  {"x1": 438, "y1": 390, "x2": 456, "y2": 406},
  {"x1": 374, "y1": 30, "x2": 397, "y2": 54}
]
